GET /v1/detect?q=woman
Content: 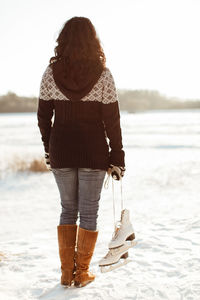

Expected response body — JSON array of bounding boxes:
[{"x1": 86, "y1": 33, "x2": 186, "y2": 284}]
[{"x1": 37, "y1": 16, "x2": 125, "y2": 288}]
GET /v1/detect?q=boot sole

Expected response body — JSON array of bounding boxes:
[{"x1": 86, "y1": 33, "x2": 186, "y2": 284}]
[{"x1": 74, "y1": 280, "x2": 93, "y2": 288}]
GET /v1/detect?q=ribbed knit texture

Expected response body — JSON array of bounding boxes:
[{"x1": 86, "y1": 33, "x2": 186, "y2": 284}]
[{"x1": 37, "y1": 64, "x2": 125, "y2": 170}]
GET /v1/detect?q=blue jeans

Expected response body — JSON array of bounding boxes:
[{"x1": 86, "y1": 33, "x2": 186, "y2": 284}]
[{"x1": 51, "y1": 168, "x2": 106, "y2": 231}]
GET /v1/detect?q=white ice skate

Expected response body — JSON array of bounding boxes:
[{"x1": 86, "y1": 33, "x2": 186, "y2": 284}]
[
  {"x1": 99, "y1": 209, "x2": 137, "y2": 273},
  {"x1": 108, "y1": 209, "x2": 135, "y2": 249},
  {"x1": 99, "y1": 239, "x2": 137, "y2": 273},
  {"x1": 100, "y1": 178, "x2": 137, "y2": 273}
]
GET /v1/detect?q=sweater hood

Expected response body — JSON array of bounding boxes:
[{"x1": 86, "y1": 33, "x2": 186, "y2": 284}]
[{"x1": 51, "y1": 59, "x2": 104, "y2": 101}]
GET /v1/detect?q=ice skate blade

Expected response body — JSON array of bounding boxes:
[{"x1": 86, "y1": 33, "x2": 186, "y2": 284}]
[
  {"x1": 100, "y1": 258, "x2": 131, "y2": 273},
  {"x1": 130, "y1": 240, "x2": 137, "y2": 247}
]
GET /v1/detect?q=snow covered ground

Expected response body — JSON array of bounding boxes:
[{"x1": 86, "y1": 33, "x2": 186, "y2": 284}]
[{"x1": 0, "y1": 110, "x2": 200, "y2": 300}]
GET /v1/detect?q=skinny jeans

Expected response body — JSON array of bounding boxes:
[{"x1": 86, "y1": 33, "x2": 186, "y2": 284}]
[{"x1": 51, "y1": 167, "x2": 106, "y2": 231}]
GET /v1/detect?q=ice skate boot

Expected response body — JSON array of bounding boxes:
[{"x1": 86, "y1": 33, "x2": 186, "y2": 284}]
[
  {"x1": 99, "y1": 240, "x2": 136, "y2": 273},
  {"x1": 108, "y1": 209, "x2": 136, "y2": 249}
]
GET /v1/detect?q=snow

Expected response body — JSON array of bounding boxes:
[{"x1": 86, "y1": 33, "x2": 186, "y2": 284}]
[{"x1": 0, "y1": 111, "x2": 200, "y2": 300}]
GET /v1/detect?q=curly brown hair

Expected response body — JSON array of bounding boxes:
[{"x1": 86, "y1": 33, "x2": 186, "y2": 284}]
[{"x1": 50, "y1": 16, "x2": 106, "y2": 69}]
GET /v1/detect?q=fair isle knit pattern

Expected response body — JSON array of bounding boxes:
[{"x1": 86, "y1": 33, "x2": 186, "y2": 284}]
[
  {"x1": 39, "y1": 66, "x2": 118, "y2": 104},
  {"x1": 37, "y1": 64, "x2": 125, "y2": 170}
]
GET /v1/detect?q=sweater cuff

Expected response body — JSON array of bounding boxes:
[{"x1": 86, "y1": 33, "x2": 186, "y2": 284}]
[
  {"x1": 109, "y1": 150, "x2": 125, "y2": 167},
  {"x1": 44, "y1": 144, "x2": 49, "y2": 154}
]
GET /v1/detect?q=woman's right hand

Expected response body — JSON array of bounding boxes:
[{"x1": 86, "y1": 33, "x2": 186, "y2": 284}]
[{"x1": 107, "y1": 164, "x2": 125, "y2": 180}]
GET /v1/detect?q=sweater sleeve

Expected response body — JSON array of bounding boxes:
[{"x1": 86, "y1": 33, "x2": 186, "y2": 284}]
[
  {"x1": 37, "y1": 66, "x2": 54, "y2": 153},
  {"x1": 101, "y1": 68, "x2": 125, "y2": 167}
]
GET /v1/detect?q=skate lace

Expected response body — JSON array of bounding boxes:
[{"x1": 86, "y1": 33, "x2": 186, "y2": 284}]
[
  {"x1": 111, "y1": 221, "x2": 121, "y2": 240},
  {"x1": 103, "y1": 247, "x2": 118, "y2": 259},
  {"x1": 103, "y1": 251, "x2": 112, "y2": 259}
]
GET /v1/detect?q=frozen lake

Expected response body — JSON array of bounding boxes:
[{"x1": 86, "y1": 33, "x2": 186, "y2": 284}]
[{"x1": 0, "y1": 110, "x2": 200, "y2": 300}]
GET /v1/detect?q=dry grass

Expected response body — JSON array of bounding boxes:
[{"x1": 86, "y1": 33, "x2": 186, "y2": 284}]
[
  {"x1": 8, "y1": 156, "x2": 49, "y2": 173},
  {"x1": 29, "y1": 158, "x2": 49, "y2": 172}
]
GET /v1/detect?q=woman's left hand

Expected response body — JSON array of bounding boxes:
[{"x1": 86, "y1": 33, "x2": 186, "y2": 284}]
[{"x1": 45, "y1": 152, "x2": 52, "y2": 171}]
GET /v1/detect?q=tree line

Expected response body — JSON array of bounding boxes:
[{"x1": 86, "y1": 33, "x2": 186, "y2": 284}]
[{"x1": 0, "y1": 90, "x2": 200, "y2": 113}]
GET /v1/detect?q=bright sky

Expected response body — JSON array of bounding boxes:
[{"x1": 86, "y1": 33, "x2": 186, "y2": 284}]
[{"x1": 1, "y1": 0, "x2": 200, "y2": 99}]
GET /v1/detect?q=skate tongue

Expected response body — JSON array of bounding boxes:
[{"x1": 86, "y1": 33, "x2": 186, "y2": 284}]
[
  {"x1": 121, "y1": 209, "x2": 125, "y2": 218},
  {"x1": 121, "y1": 209, "x2": 129, "y2": 222}
]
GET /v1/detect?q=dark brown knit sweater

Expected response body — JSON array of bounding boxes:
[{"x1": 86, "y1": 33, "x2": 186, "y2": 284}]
[{"x1": 37, "y1": 64, "x2": 125, "y2": 171}]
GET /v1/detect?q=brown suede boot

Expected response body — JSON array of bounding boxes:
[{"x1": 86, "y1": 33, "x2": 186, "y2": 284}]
[
  {"x1": 57, "y1": 224, "x2": 77, "y2": 286},
  {"x1": 74, "y1": 227, "x2": 98, "y2": 287}
]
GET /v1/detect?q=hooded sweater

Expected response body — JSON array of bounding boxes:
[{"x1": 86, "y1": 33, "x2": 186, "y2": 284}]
[
  {"x1": 37, "y1": 62, "x2": 125, "y2": 170},
  {"x1": 52, "y1": 58, "x2": 104, "y2": 101}
]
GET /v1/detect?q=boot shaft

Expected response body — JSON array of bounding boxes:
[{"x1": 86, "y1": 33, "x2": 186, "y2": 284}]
[
  {"x1": 57, "y1": 224, "x2": 77, "y2": 248},
  {"x1": 76, "y1": 227, "x2": 98, "y2": 268},
  {"x1": 121, "y1": 209, "x2": 131, "y2": 226},
  {"x1": 74, "y1": 227, "x2": 98, "y2": 287},
  {"x1": 57, "y1": 224, "x2": 78, "y2": 286}
]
